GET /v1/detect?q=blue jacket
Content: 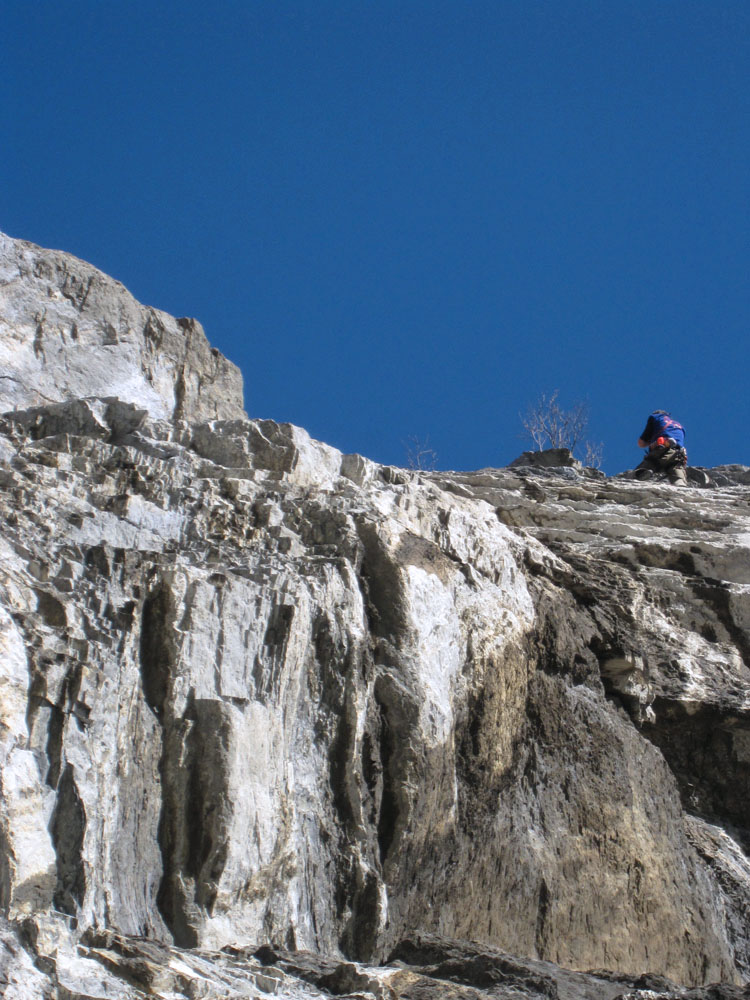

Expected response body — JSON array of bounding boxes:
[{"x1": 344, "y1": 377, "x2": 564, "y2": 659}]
[{"x1": 640, "y1": 411, "x2": 686, "y2": 449}]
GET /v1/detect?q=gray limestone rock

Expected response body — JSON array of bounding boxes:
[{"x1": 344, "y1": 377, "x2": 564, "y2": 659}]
[
  {"x1": 0, "y1": 231, "x2": 245, "y2": 423},
  {"x1": 510, "y1": 447, "x2": 583, "y2": 469},
  {"x1": 1, "y1": 234, "x2": 750, "y2": 999}
]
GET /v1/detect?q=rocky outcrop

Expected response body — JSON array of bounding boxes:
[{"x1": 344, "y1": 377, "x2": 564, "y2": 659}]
[
  {"x1": 509, "y1": 447, "x2": 585, "y2": 469},
  {"x1": 1, "y1": 233, "x2": 750, "y2": 999},
  {"x1": 0, "y1": 232, "x2": 244, "y2": 423}
]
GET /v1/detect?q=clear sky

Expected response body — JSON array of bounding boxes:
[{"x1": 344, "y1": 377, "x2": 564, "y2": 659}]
[{"x1": 3, "y1": 2, "x2": 749, "y2": 474}]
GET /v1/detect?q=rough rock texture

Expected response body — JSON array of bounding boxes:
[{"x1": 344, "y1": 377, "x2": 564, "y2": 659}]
[
  {"x1": 509, "y1": 448, "x2": 584, "y2": 469},
  {"x1": 1, "y1": 233, "x2": 750, "y2": 999},
  {"x1": 0, "y1": 232, "x2": 245, "y2": 423}
]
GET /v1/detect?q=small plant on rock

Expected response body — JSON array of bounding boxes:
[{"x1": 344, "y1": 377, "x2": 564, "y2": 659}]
[
  {"x1": 520, "y1": 390, "x2": 604, "y2": 468},
  {"x1": 404, "y1": 435, "x2": 438, "y2": 471}
]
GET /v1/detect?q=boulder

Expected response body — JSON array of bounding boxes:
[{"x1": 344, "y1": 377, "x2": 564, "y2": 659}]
[{"x1": 509, "y1": 447, "x2": 583, "y2": 469}]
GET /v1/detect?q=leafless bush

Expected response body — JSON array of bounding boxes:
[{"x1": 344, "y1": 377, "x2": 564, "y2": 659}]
[
  {"x1": 582, "y1": 440, "x2": 604, "y2": 469},
  {"x1": 404, "y1": 435, "x2": 438, "y2": 471},
  {"x1": 520, "y1": 390, "x2": 589, "y2": 451},
  {"x1": 520, "y1": 390, "x2": 604, "y2": 468}
]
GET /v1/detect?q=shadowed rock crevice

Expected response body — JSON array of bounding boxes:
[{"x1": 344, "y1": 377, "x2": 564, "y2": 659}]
[
  {"x1": 310, "y1": 611, "x2": 361, "y2": 829},
  {"x1": 644, "y1": 703, "x2": 750, "y2": 850},
  {"x1": 341, "y1": 869, "x2": 383, "y2": 964},
  {"x1": 690, "y1": 577, "x2": 750, "y2": 669},
  {"x1": 139, "y1": 580, "x2": 176, "y2": 719},
  {"x1": 33, "y1": 653, "x2": 85, "y2": 791},
  {"x1": 253, "y1": 603, "x2": 295, "y2": 701},
  {"x1": 526, "y1": 578, "x2": 602, "y2": 686},
  {"x1": 374, "y1": 697, "x2": 398, "y2": 866},
  {"x1": 157, "y1": 696, "x2": 232, "y2": 947},
  {"x1": 50, "y1": 764, "x2": 86, "y2": 915},
  {"x1": 327, "y1": 696, "x2": 356, "y2": 832},
  {"x1": 44, "y1": 705, "x2": 65, "y2": 789},
  {"x1": 33, "y1": 589, "x2": 67, "y2": 628},
  {"x1": 534, "y1": 878, "x2": 550, "y2": 957},
  {"x1": 0, "y1": 822, "x2": 12, "y2": 912},
  {"x1": 369, "y1": 671, "x2": 423, "y2": 880},
  {"x1": 357, "y1": 523, "x2": 408, "y2": 641}
]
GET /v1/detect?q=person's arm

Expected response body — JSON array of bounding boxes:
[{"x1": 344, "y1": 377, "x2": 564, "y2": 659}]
[{"x1": 637, "y1": 416, "x2": 655, "y2": 448}]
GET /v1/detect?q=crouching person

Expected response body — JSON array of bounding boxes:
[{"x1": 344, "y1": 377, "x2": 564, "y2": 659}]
[{"x1": 635, "y1": 410, "x2": 688, "y2": 486}]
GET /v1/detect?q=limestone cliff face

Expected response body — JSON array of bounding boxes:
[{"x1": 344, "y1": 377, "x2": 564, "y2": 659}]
[
  {"x1": 0, "y1": 233, "x2": 245, "y2": 423},
  {"x1": 1, "y1": 233, "x2": 750, "y2": 1000}
]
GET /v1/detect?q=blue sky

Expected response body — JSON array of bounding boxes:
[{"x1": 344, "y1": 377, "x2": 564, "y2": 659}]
[{"x1": 3, "y1": 2, "x2": 749, "y2": 473}]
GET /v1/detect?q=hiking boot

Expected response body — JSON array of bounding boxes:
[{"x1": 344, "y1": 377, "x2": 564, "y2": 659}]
[{"x1": 668, "y1": 467, "x2": 688, "y2": 486}]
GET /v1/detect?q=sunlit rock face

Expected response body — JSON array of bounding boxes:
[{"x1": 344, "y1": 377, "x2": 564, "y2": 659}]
[
  {"x1": 1, "y1": 233, "x2": 750, "y2": 999},
  {"x1": 0, "y1": 232, "x2": 245, "y2": 423}
]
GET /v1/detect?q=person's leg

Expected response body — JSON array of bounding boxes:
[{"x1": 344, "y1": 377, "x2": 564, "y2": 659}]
[
  {"x1": 667, "y1": 463, "x2": 687, "y2": 486},
  {"x1": 654, "y1": 446, "x2": 687, "y2": 486},
  {"x1": 634, "y1": 455, "x2": 657, "y2": 480}
]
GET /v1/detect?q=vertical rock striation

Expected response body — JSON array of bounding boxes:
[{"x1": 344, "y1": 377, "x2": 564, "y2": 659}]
[{"x1": 1, "y1": 232, "x2": 750, "y2": 998}]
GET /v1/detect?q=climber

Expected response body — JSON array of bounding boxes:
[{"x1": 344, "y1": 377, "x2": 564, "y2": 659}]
[{"x1": 634, "y1": 410, "x2": 688, "y2": 486}]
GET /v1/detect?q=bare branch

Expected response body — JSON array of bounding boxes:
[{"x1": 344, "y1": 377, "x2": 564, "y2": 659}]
[
  {"x1": 403, "y1": 435, "x2": 438, "y2": 471},
  {"x1": 520, "y1": 390, "x2": 589, "y2": 452},
  {"x1": 582, "y1": 440, "x2": 604, "y2": 469}
]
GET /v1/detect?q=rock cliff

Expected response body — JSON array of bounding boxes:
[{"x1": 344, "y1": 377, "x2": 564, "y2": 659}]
[{"x1": 1, "y1": 232, "x2": 750, "y2": 1000}]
